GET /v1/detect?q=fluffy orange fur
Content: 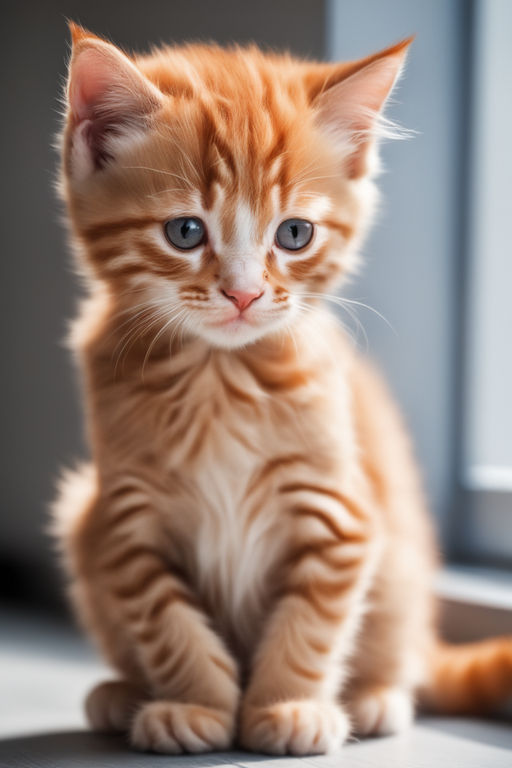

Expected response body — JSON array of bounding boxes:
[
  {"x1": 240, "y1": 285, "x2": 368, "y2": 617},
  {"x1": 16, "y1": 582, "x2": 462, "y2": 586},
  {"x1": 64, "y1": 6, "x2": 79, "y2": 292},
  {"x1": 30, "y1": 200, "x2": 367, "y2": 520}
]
[{"x1": 53, "y1": 24, "x2": 512, "y2": 755}]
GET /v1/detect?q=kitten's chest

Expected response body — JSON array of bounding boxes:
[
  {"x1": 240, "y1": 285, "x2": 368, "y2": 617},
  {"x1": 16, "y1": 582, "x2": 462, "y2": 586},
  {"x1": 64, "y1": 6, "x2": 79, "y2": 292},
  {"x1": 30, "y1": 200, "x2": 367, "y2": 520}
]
[
  {"x1": 157, "y1": 347, "x2": 306, "y2": 476},
  {"x1": 181, "y1": 426, "x2": 287, "y2": 656},
  {"x1": 149, "y1": 344, "x2": 348, "y2": 652},
  {"x1": 156, "y1": 352, "x2": 303, "y2": 651}
]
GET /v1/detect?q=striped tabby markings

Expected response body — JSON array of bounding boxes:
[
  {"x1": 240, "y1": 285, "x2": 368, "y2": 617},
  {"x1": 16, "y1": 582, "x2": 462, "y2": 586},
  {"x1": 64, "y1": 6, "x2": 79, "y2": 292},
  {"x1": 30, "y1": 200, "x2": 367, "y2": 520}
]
[
  {"x1": 222, "y1": 421, "x2": 257, "y2": 455},
  {"x1": 185, "y1": 422, "x2": 208, "y2": 462},
  {"x1": 106, "y1": 503, "x2": 152, "y2": 528},
  {"x1": 167, "y1": 403, "x2": 217, "y2": 460},
  {"x1": 106, "y1": 263, "x2": 149, "y2": 281},
  {"x1": 89, "y1": 248, "x2": 153, "y2": 281},
  {"x1": 112, "y1": 566, "x2": 168, "y2": 601},
  {"x1": 180, "y1": 284, "x2": 208, "y2": 295},
  {"x1": 284, "y1": 650, "x2": 324, "y2": 681},
  {"x1": 264, "y1": 250, "x2": 287, "y2": 283},
  {"x1": 210, "y1": 654, "x2": 237, "y2": 681},
  {"x1": 81, "y1": 216, "x2": 160, "y2": 242},
  {"x1": 149, "y1": 644, "x2": 191, "y2": 693},
  {"x1": 89, "y1": 245, "x2": 122, "y2": 264},
  {"x1": 145, "y1": 590, "x2": 188, "y2": 623},
  {"x1": 107, "y1": 484, "x2": 144, "y2": 501},
  {"x1": 287, "y1": 246, "x2": 328, "y2": 281},
  {"x1": 307, "y1": 637, "x2": 330, "y2": 655},
  {"x1": 89, "y1": 234, "x2": 191, "y2": 281},
  {"x1": 242, "y1": 360, "x2": 310, "y2": 393},
  {"x1": 285, "y1": 538, "x2": 361, "y2": 570},
  {"x1": 242, "y1": 458, "x2": 313, "y2": 533},
  {"x1": 139, "y1": 368, "x2": 193, "y2": 396},
  {"x1": 321, "y1": 219, "x2": 354, "y2": 241},
  {"x1": 100, "y1": 541, "x2": 192, "y2": 620},
  {"x1": 101, "y1": 543, "x2": 161, "y2": 572},
  {"x1": 293, "y1": 506, "x2": 367, "y2": 544},
  {"x1": 245, "y1": 454, "x2": 309, "y2": 497},
  {"x1": 134, "y1": 238, "x2": 192, "y2": 280},
  {"x1": 180, "y1": 284, "x2": 210, "y2": 302},
  {"x1": 279, "y1": 482, "x2": 369, "y2": 523},
  {"x1": 135, "y1": 624, "x2": 159, "y2": 644},
  {"x1": 280, "y1": 581, "x2": 352, "y2": 623},
  {"x1": 180, "y1": 294, "x2": 209, "y2": 303},
  {"x1": 218, "y1": 371, "x2": 258, "y2": 405},
  {"x1": 276, "y1": 492, "x2": 371, "y2": 625},
  {"x1": 149, "y1": 640, "x2": 175, "y2": 670}
]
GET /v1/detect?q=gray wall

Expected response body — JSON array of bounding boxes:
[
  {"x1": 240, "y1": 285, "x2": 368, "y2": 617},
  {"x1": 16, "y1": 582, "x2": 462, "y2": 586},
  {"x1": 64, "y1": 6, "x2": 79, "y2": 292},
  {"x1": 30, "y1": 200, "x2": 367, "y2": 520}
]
[{"x1": 1, "y1": 0, "x2": 469, "y2": 604}]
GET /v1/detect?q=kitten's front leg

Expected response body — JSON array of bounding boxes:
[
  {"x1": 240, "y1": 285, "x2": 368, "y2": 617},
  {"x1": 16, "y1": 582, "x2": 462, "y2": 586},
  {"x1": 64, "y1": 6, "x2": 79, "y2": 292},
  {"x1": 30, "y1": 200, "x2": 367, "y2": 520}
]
[
  {"x1": 74, "y1": 488, "x2": 239, "y2": 753},
  {"x1": 240, "y1": 486, "x2": 378, "y2": 755}
]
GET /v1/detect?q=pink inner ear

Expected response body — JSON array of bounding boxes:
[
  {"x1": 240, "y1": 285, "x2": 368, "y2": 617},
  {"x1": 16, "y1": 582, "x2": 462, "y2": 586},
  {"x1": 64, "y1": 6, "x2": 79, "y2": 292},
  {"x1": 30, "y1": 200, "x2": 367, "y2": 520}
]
[
  {"x1": 314, "y1": 50, "x2": 407, "y2": 178},
  {"x1": 318, "y1": 54, "x2": 405, "y2": 136},
  {"x1": 69, "y1": 48, "x2": 116, "y2": 122},
  {"x1": 68, "y1": 41, "x2": 162, "y2": 130},
  {"x1": 66, "y1": 40, "x2": 163, "y2": 176}
]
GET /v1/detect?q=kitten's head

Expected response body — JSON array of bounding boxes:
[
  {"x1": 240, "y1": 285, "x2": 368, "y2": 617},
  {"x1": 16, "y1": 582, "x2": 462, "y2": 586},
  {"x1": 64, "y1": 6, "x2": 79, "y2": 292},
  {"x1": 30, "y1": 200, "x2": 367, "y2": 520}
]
[{"x1": 60, "y1": 24, "x2": 410, "y2": 349}]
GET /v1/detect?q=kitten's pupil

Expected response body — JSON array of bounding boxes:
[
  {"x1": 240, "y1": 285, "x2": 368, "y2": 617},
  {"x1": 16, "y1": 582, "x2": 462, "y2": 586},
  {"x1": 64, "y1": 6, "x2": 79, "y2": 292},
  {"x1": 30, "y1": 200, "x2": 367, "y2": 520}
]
[{"x1": 290, "y1": 224, "x2": 298, "y2": 240}]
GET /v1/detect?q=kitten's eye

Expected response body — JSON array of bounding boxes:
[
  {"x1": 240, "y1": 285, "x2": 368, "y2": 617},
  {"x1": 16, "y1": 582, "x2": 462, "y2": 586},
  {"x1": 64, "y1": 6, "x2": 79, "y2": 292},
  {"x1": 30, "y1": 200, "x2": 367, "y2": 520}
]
[
  {"x1": 164, "y1": 217, "x2": 206, "y2": 250},
  {"x1": 275, "y1": 219, "x2": 313, "y2": 251}
]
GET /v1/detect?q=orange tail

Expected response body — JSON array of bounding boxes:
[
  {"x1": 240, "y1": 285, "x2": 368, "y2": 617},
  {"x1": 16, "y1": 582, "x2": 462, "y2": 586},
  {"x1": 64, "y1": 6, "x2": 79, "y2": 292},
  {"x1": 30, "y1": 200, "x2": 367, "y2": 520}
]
[{"x1": 421, "y1": 637, "x2": 512, "y2": 714}]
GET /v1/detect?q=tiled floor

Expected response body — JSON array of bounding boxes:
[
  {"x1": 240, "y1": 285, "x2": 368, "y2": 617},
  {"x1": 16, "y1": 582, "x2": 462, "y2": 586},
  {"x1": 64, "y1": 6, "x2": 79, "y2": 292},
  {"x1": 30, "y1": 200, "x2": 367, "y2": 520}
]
[{"x1": 1, "y1": 608, "x2": 511, "y2": 768}]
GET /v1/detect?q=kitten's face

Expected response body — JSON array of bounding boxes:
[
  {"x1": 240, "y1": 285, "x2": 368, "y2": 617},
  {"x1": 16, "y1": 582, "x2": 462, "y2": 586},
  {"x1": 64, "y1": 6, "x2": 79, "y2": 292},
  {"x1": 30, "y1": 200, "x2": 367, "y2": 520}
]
[{"x1": 62, "y1": 28, "x2": 409, "y2": 349}]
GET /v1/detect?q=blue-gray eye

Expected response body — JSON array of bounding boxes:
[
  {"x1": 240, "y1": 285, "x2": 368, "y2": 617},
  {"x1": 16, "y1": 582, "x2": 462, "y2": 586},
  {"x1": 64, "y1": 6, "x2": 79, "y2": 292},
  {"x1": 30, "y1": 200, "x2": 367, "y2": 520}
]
[
  {"x1": 275, "y1": 219, "x2": 313, "y2": 251},
  {"x1": 164, "y1": 217, "x2": 206, "y2": 250}
]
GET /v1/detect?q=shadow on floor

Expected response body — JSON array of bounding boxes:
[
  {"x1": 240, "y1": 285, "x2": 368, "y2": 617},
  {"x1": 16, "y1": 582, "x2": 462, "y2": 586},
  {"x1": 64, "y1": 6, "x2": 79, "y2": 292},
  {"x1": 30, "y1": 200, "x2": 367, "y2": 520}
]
[{"x1": 0, "y1": 730, "x2": 272, "y2": 768}]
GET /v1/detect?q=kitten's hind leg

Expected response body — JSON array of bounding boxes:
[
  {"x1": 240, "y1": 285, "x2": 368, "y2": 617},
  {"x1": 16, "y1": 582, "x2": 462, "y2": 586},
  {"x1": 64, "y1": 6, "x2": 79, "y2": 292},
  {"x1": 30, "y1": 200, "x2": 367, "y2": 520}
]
[
  {"x1": 85, "y1": 679, "x2": 149, "y2": 732},
  {"x1": 349, "y1": 686, "x2": 414, "y2": 737}
]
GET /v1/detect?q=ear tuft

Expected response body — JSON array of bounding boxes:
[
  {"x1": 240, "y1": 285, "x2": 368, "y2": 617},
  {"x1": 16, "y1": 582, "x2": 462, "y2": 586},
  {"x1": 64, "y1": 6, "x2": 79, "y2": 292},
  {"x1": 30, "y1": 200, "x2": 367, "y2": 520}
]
[{"x1": 67, "y1": 21, "x2": 102, "y2": 46}]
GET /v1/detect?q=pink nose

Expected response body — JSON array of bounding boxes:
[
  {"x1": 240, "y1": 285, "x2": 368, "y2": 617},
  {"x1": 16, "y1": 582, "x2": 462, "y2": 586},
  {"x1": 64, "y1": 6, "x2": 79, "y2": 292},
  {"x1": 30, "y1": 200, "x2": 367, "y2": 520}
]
[{"x1": 221, "y1": 288, "x2": 263, "y2": 311}]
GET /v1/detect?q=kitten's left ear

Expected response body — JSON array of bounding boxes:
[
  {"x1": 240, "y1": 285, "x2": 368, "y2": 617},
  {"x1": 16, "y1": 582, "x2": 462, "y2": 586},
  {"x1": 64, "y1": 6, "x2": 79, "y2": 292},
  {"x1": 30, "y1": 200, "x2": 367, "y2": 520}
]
[
  {"x1": 65, "y1": 23, "x2": 163, "y2": 178},
  {"x1": 308, "y1": 38, "x2": 413, "y2": 178}
]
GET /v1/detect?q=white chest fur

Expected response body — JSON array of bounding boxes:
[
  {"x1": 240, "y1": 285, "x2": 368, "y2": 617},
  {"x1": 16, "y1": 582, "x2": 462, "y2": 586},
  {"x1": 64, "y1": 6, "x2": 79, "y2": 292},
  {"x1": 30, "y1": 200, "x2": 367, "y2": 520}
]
[{"x1": 149, "y1": 322, "x2": 353, "y2": 654}]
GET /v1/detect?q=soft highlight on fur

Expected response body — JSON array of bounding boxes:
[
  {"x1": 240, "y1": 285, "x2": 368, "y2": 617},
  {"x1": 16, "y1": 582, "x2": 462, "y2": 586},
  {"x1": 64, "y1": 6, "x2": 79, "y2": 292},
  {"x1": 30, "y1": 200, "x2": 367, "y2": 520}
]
[{"x1": 53, "y1": 24, "x2": 512, "y2": 756}]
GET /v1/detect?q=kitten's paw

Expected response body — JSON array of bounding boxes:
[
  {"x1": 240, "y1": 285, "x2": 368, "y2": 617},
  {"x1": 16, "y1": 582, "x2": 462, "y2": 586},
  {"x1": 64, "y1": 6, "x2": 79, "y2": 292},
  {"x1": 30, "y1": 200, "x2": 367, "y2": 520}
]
[
  {"x1": 240, "y1": 700, "x2": 349, "y2": 755},
  {"x1": 130, "y1": 701, "x2": 234, "y2": 754},
  {"x1": 85, "y1": 679, "x2": 148, "y2": 732},
  {"x1": 350, "y1": 687, "x2": 414, "y2": 736}
]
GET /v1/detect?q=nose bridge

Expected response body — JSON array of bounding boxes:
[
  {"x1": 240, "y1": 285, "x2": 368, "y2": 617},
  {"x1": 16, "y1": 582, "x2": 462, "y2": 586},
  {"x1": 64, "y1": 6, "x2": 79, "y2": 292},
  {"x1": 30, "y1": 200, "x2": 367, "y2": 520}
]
[{"x1": 220, "y1": 254, "x2": 265, "y2": 292}]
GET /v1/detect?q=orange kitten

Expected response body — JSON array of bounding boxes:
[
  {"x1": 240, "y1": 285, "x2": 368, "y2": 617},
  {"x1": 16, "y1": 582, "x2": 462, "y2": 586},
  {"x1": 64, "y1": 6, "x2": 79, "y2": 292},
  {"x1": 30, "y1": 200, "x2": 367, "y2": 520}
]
[{"x1": 53, "y1": 24, "x2": 512, "y2": 755}]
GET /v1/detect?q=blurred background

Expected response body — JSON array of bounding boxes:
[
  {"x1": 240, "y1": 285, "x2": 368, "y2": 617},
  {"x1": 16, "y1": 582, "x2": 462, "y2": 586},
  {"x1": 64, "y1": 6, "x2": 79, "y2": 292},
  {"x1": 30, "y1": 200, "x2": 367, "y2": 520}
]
[{"x1": 1, "y1": 0, "x2": 511, "y2": 643}]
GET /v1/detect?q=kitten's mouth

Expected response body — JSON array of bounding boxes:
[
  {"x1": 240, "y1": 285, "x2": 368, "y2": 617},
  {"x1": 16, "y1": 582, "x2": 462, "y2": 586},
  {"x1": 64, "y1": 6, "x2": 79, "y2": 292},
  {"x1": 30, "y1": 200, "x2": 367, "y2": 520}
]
[{"x1": 209, "y1": 312, "x2": 254, "y2": 329}]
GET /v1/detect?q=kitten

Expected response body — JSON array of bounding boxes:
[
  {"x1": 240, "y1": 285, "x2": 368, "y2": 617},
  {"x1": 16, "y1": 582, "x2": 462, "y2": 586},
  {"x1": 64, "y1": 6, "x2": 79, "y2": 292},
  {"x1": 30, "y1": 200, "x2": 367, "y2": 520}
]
[{"x1": 53, "y1": 23, "x2": 512, "y2": 755}]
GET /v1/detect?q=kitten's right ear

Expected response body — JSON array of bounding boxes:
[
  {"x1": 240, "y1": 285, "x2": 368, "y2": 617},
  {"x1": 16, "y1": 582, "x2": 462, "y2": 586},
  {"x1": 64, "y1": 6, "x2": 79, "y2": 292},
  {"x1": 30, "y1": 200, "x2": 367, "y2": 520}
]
[{"x1": 65, "y1": 23, "x2": 163, "y2": 179}]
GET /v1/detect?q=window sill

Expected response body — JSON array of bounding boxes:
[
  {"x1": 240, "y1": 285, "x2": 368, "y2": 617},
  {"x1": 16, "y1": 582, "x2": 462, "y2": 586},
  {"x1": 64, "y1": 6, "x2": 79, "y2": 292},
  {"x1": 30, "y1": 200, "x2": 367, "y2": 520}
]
[
  {"x1": 436, "y1": 565, "x2": 512, "y2": 611},
  {"x1": 436, "y1": 564, "x2": 512, "y2": 644}
]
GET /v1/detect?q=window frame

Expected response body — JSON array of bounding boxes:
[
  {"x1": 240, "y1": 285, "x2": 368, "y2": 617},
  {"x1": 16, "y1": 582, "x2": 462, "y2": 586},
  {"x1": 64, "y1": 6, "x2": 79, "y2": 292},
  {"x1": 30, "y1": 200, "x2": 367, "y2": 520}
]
[{"x1": 453, "y1": 0, "x2": 512, "y2": 567}]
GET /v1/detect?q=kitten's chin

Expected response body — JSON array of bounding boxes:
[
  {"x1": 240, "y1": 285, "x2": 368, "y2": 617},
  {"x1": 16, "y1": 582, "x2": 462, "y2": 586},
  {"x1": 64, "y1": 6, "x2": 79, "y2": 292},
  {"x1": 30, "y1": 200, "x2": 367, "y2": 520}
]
[{"x1": 196, "y1": 316, "x2": 289, "y2": 350}]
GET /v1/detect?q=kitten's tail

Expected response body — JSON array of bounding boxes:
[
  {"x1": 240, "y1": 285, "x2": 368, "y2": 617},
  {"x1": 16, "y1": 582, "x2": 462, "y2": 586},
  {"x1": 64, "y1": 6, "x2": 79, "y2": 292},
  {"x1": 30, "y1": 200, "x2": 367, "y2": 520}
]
[{"x1": 421, "y1": 637, "x2": 512, "y2": 714}]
